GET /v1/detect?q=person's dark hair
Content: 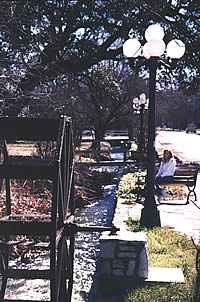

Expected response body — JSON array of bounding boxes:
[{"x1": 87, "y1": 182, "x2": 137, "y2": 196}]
[{"x1": 163, "y1": 149, "x2": 173, "y2": 162}]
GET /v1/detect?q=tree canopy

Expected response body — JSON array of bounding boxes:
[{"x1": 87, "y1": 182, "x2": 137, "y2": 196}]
[
  {"x1": 0, "y1": 0, "x2": 199, "y2": 105},
  {"x1": 75, "y1": 66, "x2": 131, "y2": 140}
]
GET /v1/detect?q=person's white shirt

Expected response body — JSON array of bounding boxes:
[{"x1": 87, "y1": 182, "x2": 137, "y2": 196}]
[{"x1": 156, "y1": 158, "x2": 176, "y2": 177}]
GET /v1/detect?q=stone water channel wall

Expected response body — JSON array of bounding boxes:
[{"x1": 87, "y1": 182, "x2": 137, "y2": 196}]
[
  {"x1": 99, "y1": 231, "x2": 148, "y2": 279},
  {"x1": 98, "y1": 195, "x2": 149, "y2": 289}
]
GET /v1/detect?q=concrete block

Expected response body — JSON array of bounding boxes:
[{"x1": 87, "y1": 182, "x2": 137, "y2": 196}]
[
  {"x1": 137, "y1": 247, "x2": 148, "y2": 278},
  {"x1": 117, "y1": 251, "x2": 137, "y2": 259},
  {"x1": 112, "y1": 259, "x2": 125, "y2": 270},
  {"x1": 126, "y1": 260, "x2": 137, "y2": 277},
  {"x1": 112, "y1": 269, "x2": 124, "y2": 276},
  {"x1": 100, "y1": 241, "x2": 116, "y2": 259},
  {"x1": 119, "y1": 245, "x2": 137, "y2": 252},
  {"x1": 100, "y1": 231, "x2": 147, "y2": 243},
  {"x1": 100, "y1": 260, "x2": 112, "y2": 276}
]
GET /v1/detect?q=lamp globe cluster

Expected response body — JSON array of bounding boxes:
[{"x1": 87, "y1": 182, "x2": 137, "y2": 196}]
[
  {"x1": 133, "y1": 93, "x2": 148, "y2": 106},
  {"x1": 123, "y1": 24, "x2": 185, "y2": 60}
]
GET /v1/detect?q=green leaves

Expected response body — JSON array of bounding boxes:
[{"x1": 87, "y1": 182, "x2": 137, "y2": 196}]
[{"x1": 115, "y1": 164, "x2": 147, "y2": 203}]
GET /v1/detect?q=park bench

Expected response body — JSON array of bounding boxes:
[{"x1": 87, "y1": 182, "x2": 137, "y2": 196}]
[
  {"x1": 136, "y1": 165, "x2": 198, "y2": 204},
  {"x1": 157, "y1": 165, "x2": 198, "y2": 204}
]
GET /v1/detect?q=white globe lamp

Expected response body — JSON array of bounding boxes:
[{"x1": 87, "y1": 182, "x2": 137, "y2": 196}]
[
  {"x1": 123, "y1": 39, "x2": 141, "y2": 58},
  {"x1": 133, "y1": 97, "x2": 139, "y2": 104},
  {"x1": 139, "y1": 93, "x2": 147, "y2": 104},
  {"x1": 145, "y1": 24, "x2": 165, "y2": 41},
  {"x1": 143, "y1": 40, "x2": 166, "y2": 57},
  {"x1": 166, "y1": 39, "x2": 186, "y2": 59}
]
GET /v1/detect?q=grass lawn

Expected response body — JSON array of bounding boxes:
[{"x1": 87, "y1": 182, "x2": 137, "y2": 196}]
[{"x1": 124, "y1": 218, "x2": 197, "y2": 302}]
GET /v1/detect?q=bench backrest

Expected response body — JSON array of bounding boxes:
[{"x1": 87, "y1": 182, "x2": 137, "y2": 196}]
[{"x1": 174, "y1": 166, "x2": 198, "y2": 180}]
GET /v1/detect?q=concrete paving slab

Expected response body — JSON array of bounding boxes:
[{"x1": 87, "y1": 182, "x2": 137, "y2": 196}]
[{"x1": 146, "y1": 267, "x2": 185, "y2": 283}]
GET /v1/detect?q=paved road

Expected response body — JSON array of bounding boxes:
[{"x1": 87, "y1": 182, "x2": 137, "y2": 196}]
[{"x1": 156, "y1": 130, "x2": 200, "y2": 164}]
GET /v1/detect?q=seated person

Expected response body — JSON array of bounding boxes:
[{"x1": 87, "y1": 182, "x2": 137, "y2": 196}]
[{"x1": 155, "y1": 149, "x2": 176, "y2": 203}]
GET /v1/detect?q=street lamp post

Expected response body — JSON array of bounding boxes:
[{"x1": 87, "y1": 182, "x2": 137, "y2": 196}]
[
  {"x1": 123, "y1": 24, "x2": 185, "y2": 228},
  {"x1": 133, "y1": 93, "x2": 149, "y2": 152}
]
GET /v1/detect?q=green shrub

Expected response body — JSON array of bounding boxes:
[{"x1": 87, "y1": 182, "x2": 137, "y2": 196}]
[{"x1": 115, "y1": 164, "x2": 146, "y2": 203}]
